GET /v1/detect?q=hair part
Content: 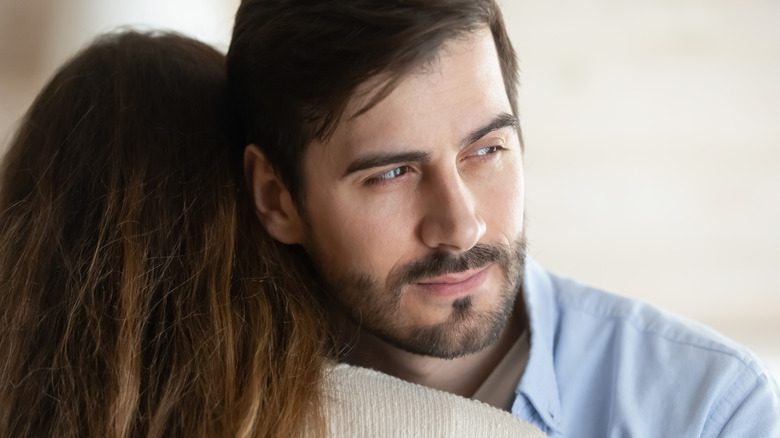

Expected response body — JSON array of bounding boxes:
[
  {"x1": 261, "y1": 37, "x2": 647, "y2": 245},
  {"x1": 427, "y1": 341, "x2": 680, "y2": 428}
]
[
  {"x1": 0, "y1": 30, "x2": 326, "y2": 437},
  {"x1": 227, "y1": 0, "x2": 519, "y2": 203}
]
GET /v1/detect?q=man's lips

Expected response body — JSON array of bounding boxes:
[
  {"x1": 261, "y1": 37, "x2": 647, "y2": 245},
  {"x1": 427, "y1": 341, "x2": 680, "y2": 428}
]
[
  {"x1": 412, "y1": 265, "x2": 492, "y2": 299},
  {"x1": 416, "y1": 266, "x2": 488, "y2": 285}
]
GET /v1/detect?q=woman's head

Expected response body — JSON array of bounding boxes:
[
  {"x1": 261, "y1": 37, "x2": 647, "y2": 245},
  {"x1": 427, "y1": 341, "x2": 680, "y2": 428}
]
[{"x1": 0, "y1": 31, "x2": 324, "y2": 437}]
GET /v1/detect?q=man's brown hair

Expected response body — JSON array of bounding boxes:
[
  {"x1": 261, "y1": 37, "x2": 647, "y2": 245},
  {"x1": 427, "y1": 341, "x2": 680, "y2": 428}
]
[{"x1": 227, "y1": 0, "x2": 519, "y2": 201}]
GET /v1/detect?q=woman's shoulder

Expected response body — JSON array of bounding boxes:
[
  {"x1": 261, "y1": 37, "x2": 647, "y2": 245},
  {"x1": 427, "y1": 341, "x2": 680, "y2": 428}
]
[{"x1": 322, "y1": 363, "x2": 545, "y2": 437}]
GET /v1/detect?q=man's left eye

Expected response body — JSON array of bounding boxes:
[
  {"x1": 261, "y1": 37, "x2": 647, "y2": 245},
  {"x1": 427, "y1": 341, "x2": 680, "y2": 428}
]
[{"x1": 473, "y1": 145, "x2": 504, "y2": 157}]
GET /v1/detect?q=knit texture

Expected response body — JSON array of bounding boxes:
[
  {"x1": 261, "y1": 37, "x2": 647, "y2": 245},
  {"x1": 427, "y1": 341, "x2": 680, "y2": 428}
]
[{"x1": 321, "y1": 364, "x2": 546, "y2": 437}]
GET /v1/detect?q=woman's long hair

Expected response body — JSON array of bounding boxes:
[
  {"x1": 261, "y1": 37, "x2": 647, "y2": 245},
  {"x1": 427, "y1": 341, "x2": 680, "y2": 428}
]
[{"x1": 0, "y1": 31, "x2": 325, "y2": 437}]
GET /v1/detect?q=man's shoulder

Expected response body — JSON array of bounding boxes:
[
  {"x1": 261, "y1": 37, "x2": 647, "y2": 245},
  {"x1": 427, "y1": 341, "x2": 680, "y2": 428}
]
[
  {"x1": 523, "y1": 261, "x2": 780, "y2": 436},
  {"x1": 546, "y1": 270, "x2": 762, "y2": 373}
]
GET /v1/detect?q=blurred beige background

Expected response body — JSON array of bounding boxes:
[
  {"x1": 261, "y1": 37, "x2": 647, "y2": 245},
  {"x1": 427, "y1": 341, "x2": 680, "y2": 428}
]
[
  {"x1": 1, "y1": 0, "x2": 777, "y2": 378},
  {"x1": 502, "y1": 0, "x2": 780, "y2": 379}
]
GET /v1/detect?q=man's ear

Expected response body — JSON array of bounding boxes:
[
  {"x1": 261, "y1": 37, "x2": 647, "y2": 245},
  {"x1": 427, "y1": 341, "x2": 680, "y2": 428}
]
[{"x1": 243, "y1": 144, "x2": 305, "y2": 244}]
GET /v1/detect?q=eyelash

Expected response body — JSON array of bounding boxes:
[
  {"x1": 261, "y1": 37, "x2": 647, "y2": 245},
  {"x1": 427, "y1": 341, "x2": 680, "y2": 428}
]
[
  {"x1": 363, "y1": 145, "x2": 505, "y2": 186},
  {"x1": 364, "y1": 165, "x2": 412, "y2": 186},
  {"x1": 471, "y1": 145, "x2": 505, "y2": 158}
]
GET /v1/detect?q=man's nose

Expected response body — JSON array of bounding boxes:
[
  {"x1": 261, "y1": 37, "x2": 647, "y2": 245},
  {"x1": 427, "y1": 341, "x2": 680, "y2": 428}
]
[{"x1": 419, "y1": 171, "x2": 486, "y2": 252}]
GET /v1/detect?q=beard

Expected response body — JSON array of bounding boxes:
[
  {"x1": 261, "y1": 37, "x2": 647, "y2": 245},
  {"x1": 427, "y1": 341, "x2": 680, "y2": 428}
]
[{"x1": 310, "y1": 236, "x2": 527, "y2": 360}]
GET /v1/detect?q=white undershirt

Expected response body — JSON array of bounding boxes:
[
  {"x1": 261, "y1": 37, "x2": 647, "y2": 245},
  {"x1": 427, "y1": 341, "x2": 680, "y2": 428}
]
[{"x1": 471, "y1": 329, "x2": 530, "y2": 411}]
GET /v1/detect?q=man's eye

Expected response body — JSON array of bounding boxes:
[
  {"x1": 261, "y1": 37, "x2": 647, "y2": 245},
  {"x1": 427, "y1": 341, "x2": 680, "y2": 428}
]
[
  {"x1": 365, "y1": 166, "x2": 410, "y2": 185},
  {"x1": 474, "y1": 145, "x2": 504, "y2": 157}
]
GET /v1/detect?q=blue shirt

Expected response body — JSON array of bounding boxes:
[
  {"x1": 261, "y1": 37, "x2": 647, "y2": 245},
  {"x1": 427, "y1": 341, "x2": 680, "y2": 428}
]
[{"x1": 513, "y1": 258, "x2": 780, "y2": 437}]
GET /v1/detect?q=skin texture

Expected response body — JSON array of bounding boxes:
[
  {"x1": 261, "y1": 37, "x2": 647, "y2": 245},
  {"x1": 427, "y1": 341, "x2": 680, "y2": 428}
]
[{"x1": 247, "y1": 29, "x2": 527, "y2": 396}]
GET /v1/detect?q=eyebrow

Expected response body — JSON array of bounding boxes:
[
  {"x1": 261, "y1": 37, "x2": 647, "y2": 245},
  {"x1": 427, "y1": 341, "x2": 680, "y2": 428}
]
[
  {"x1": 343, "y1": 151, "x2": 431, "y2": 178},
  {"x1": 342, "y1": 112, "x2": 519, "y2": 178},
  {"x1": 461, "y1": 112, "x2": 519, "y2": 148}
]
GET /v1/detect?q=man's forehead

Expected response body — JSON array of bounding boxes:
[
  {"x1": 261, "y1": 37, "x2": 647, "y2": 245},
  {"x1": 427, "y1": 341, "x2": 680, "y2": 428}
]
[
  {"x1": 327, "y1": 30, "x2": 509, "y2": 152},
  {"x1": 344, "y1": 28, "x2": 496, "y2": 118}
]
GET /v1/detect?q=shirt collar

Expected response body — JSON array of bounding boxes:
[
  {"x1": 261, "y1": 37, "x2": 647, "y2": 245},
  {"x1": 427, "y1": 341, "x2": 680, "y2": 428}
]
[{"x1": 514, "y1": 256, "x2": 563, "y2": 433}]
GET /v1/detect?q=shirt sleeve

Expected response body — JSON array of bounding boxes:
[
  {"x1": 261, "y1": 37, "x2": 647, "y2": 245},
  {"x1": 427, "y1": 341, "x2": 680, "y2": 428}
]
[{"x1": 703, "y1": 366, "x2": 780, "y2": 438}]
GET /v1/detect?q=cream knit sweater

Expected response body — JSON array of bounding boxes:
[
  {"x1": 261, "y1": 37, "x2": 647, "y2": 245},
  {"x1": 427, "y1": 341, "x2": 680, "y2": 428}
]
[{"x1": 321, "y1": 364, "x2": 546, "y2": 437}]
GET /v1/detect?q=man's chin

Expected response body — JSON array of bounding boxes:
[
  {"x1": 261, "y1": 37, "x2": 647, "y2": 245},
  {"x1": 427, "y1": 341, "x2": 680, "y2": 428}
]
[{"x1": 363, "y1": 300, "x2": 512, "y2": 359}]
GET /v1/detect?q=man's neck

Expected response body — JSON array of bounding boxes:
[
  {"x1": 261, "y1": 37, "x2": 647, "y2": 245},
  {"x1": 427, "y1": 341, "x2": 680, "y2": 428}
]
[{"x1": 338, "y1": 307, "x2": 525, "y2": 397}]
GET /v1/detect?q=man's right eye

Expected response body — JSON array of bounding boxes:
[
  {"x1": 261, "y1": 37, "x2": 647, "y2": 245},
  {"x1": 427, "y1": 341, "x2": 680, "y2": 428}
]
[{"x1": 365, "y1": 166, "x2": 410, "y2": 186}]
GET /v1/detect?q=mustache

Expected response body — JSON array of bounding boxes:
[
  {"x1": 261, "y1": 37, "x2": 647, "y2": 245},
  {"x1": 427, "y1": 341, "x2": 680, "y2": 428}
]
[{"x1": 389, "y1": 244, "x2": 509, "y2": 290}]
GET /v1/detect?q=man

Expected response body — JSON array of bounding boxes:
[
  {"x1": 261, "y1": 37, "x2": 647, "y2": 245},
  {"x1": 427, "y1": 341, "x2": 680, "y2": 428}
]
[{"x1": 227, "y1": 1, "x2": 780, "y2": 436}]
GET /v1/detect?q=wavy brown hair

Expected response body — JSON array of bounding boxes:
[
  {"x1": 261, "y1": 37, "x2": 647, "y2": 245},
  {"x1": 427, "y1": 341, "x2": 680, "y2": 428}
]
[{"x1": 0, "y1": 31, "x2": 326, "y2": 437}]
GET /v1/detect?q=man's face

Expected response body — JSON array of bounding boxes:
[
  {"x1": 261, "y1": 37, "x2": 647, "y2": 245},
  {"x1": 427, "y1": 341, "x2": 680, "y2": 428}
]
[{"x1": 299, "y1": 29, "x2": 526, "y2": 359}]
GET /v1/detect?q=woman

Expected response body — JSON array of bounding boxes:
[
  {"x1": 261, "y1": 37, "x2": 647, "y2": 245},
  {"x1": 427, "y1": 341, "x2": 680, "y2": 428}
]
[
  {"x1": 0, "y1": 30, "x2": 326, "y2": 437},
  {"x1": 0, "y1": 31, "x2": 543, "y2": 437}
]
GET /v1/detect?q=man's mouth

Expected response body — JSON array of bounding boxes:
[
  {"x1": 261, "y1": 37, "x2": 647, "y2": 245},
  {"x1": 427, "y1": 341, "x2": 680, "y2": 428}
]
[{"x1": 413, "y1": 265, "x2": 492, "y2": 299}]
